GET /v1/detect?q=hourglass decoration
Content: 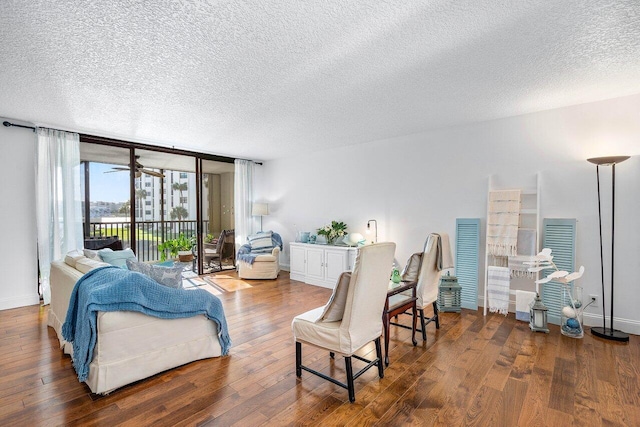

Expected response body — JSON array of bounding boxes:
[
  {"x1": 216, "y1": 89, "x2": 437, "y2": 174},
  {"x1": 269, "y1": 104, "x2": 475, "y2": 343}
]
[
  {"x1": 526, "y1": 249, "x2": 585, "y2": 337},
  {"x1": 561, "y1": 285, "x2": 584, "y2": 338}
]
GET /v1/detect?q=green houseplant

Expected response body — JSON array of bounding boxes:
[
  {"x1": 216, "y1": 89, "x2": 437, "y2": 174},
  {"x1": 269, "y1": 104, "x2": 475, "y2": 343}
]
[
  {"x1": 158, "y1": 233, "x2": 195, "y2": 262},
  {"x1": 317, "y1": 221, "x2": 348, "y2": 245}
]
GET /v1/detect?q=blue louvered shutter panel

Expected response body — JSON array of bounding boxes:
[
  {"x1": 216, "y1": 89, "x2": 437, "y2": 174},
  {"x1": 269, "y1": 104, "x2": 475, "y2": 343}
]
[
  {"x1": 455, "y1": 218, "x2": 480, "y2": 310},
  {"x1": 541, "y1": 218, "x2": 576, "y2": 325}
]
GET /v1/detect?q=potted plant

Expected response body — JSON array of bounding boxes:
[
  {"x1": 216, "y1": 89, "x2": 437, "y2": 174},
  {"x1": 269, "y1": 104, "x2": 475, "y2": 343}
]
[
  {"x1": 202, "y1": 233, "x2": 218, "y2": 252},
  {"x1": 317, "y1": 221, "x2": 348, "y2": 245},
  {"x1": 158, "y1": 234, "x2": 195, "y2": 262}
]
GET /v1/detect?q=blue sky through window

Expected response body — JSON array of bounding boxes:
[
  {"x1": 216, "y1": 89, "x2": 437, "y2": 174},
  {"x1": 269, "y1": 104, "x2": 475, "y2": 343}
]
[{"x1": 90, "y1": 163, "x2": 130, "y2": 203}]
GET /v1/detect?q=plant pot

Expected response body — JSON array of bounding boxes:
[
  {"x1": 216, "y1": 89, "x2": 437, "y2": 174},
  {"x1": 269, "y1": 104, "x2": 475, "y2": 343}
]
[{"x1": 178, "y1": 251, "x2": 194, "y2": 262}]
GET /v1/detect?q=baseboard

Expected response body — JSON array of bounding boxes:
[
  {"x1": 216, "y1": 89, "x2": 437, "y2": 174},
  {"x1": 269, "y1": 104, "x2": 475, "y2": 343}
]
[
  {"x1": 479, "y1": 296, "x2": 640, "y2": 336},
  {"x1": 280, "y1": 263, "x2": 290, "y2": 272},
  {"x1": 583, "y1": 313, "x2": 640, "y2": 336},
  {"x1": 0, "y1": 293, "x2": 40, "y2": 311}
]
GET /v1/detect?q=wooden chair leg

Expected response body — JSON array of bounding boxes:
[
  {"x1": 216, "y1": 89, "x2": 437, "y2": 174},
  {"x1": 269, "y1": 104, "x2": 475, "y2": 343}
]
[
  {"x1": 383, "y1": 312, "x2": 390, "y2": 366},
  {"x1": 375, "y1": 337, "x2": 384, "y2": 379},
  {"x1": 411, "y1": 303, "x2": 418, "y2": 346},
  {"x1": 296, "y1": 342, "x2": 302, "y2": 377},
  {"x1": 432, "y1": 301, "x2": 440, "y2": 329},
  {"x1": 329, "y1": 352, "x2": 335, "y2": 359},
  {"x1": 345, "y1": 356, "x2": 355, "y2": 403},
  {"x1": 419, "y1": 308, "x2": 427, "y2": 341}
]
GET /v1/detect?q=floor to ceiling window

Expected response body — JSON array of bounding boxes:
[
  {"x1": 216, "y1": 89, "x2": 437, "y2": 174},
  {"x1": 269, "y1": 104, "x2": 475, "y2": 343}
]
[
  {"x1": 79, "y1": 137, "x2": 235, "y2": 273},
  {"x1": 80, "y1": 143, "x2": 132, "y2": 249},
  {"x1": 134, "y1": 149, "x2": 197, "y2": 262}
]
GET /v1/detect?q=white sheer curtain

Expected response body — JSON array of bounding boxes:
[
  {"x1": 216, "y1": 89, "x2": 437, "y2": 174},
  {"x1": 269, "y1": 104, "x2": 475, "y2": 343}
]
[
  {"x1": 234, "y1": 159, "x2": 254, "y2": 249},
  {"x1": 36, "y1": 128, "x2": 84, "y2": 305}
]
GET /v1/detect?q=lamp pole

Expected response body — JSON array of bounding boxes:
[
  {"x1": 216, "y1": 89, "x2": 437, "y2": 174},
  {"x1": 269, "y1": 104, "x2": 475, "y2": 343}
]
[
  {"x1": 366, "y1": 219, "x2": 377, "y2": 244},
  {"x1": 588, "y1": 156, "x2": 629, "y2": 342}
]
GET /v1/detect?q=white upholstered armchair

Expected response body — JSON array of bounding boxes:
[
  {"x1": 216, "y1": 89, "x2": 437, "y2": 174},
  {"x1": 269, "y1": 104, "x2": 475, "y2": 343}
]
[
  {"x1": 291, "y1": 242, "x2": 396, "y2": 403},
  {"x1": 236, "y1": 231, "x2": 283, "y2": 279}
]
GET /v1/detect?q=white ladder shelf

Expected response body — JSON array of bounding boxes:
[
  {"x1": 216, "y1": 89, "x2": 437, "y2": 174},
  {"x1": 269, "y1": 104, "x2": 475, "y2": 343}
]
[{"x1": 483, "y1": 173, "x2": 541, "y2": 316}]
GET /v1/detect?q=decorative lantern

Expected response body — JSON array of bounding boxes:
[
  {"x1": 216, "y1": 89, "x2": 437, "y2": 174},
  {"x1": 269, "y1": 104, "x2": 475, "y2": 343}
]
[
  {"x1": 437, "y1": 272, "x2": 461, "y2": 313},
  {"x1": 529, "y1": 293, "x2": 549, "y2": 333}
]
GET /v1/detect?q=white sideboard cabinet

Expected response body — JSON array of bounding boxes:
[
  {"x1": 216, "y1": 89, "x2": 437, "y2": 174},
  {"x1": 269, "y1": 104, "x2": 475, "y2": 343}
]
[{"x1": 289, "y1": 242, "x2": 357, "y2": 289}]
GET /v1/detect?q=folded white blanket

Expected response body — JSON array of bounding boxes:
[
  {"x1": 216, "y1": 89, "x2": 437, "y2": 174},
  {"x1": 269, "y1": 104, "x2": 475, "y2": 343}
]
[
  {"x1": 515, "y1": 290, "x2": 536, "y2": 321},
  {"x1": 487, "y1": 190, "x2": 521, "y2": 257},
  {"x1": 487, "y1": 266, "x2": 510, "y2": 316}
]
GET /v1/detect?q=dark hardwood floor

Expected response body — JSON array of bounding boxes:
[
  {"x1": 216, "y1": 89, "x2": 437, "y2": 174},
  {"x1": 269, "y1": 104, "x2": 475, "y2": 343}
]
[{"x1": 1, "y1": 271, "x2": 638, "y2": 426}]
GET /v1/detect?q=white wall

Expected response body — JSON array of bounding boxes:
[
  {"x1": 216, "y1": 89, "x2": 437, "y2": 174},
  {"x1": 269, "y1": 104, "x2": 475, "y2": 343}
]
[
  {"x1": 256, "y1": 93, "x2": 640, "y2": 334},
  {"x1": 2, "y1": 94, "x2": 639, "y2": 334},
  {"x1": 0, "y1": 118, "x2": 39, "y2": 309}
]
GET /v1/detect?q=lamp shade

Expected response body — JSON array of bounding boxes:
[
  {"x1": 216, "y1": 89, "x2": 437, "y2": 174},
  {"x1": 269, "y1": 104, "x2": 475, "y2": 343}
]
[
  {"x1": 252, "y1": 203, "x2": 269, "y2": 216},
  {"x1": 587, "y1": 156, "x2": 630, "y2": 166}
]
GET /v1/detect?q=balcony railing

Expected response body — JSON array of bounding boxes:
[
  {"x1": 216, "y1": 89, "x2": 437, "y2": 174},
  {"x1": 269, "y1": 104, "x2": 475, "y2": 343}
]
[{"x1": 86, "y1": 220, "x2": 209, "y2": 262}]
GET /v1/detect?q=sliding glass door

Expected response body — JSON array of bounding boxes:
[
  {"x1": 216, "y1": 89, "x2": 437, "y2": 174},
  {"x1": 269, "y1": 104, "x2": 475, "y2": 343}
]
[
  {"x1": 198, "y1": 159, "x2": 235, "y2": 273},
  {"x1": 80, "y1": 136, "x2": 235, "y2": 273},
  {"x1": 131, "y1": 149, "x2": 197, "y2": 262}
]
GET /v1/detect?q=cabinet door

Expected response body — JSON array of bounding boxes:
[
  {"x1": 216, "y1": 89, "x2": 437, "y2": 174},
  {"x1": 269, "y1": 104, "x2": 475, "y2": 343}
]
[
  {"x1": 306, "y1": 248, "x2": 325, "y2": 282},
  {"x1": 325, "y1": 249, "x2": 348, "y2": 284},
  {"x1": 290, "y1": 245, "x2": 306, "y2": 276}
]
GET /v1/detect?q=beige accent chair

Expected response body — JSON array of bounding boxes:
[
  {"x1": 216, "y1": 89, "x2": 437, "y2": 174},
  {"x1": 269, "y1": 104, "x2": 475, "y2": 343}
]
[
  {"x1": 292, "y1": 242, "x2": 396, "y2": 403},
  {"x1": 236, "y1": 232, "x2": 282, "y2": 280},
  {"x1": 390, "y1": 233, "x2": 453, "y2": 341},
  {"x1": 237, "y1": 251, "x2": 280, "y2": 279}
]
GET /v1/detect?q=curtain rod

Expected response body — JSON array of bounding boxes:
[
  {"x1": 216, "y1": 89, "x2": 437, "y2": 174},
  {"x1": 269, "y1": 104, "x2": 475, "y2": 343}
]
[
  {"x1": 3, "y1": 121, "x2": 35, "y2": 132},
  {"x1": 3, "y1": 120, "x2": 263, "y2": 165}
]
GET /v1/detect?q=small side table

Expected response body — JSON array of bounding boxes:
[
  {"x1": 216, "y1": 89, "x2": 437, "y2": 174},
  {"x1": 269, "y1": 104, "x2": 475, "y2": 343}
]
[{"x1": 382, "y1": 280, "x2": 418, "y2": 366}]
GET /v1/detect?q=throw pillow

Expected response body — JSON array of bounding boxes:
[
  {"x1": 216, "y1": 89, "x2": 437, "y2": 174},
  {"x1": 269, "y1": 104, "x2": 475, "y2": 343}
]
[
  {"x1": 64, "y1": 251, "x2": 84, "y2": 268},
  {"x1": 401, "y1": 252, "x2": 423, "y2": 282},
  {"x1": 317, "y1": 271, "x2": 352, "y2": 322},
  {"x1": 126, "y1": 259, "x2": 183, "y2": 289},
  {"x1": 248, "y1": 231, "x2": 274, "y2": 253},
  {"x1": 83, "y1": 248, "x2": 104, "y2": 261},
  {"x1": 75, "y1": 258, "x2": 110, "y2": 274},
  {"x1": 99, "y1": 248, "x2": 137, "y2": 269}
]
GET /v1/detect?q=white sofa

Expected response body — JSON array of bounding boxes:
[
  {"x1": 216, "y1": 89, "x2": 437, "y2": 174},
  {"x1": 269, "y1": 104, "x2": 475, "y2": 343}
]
[{"x1": 48, "y1": 254, "x2": 223, "y2": 394}]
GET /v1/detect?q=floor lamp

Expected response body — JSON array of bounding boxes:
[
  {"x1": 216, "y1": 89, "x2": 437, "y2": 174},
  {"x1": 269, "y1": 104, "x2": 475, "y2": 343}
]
[
  {"x1": 587, "y1": 155, "x2": 630, "y2": 342},
  {"x1": 252, "y1": 203, "x2": 269, "y2": 232},
  {"x1": 366, "y1": 219, "x2": 377, "y2": 244}
]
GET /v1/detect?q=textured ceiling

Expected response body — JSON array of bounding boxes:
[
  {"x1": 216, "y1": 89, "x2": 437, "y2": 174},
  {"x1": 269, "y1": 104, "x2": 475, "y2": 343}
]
[{"x1": 1, "y1": 1, "x2": 640, "y2": 160}]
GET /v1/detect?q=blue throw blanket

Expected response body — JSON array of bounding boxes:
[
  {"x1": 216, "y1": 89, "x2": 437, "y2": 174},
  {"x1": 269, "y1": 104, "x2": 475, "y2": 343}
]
[
  {"x1": 237, "y1": 232, "x2": 283, "y2": 265},
  {"x1": 62, "y1": 266, "x2": 231, "y2": 382}
]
